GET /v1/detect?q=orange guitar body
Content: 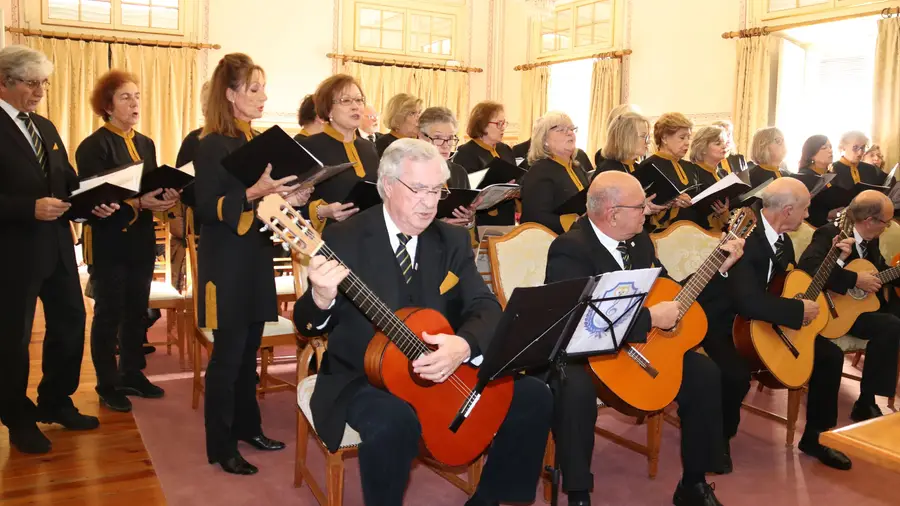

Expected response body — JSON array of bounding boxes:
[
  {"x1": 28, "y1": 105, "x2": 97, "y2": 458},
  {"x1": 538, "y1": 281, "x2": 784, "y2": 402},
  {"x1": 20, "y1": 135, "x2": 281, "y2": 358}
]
[
  {"x1": 363, "y1": 307, "x2": 514, "y2": 467},
  {"x1": 588, "y1": 277, "x2": 707, "y2": 413},
  {"x1": 820, "y1": 259, "x2": 881, "y2": 338},
  {"x1": 733, "y1": 270, "x2": 827, "y2": 389}
]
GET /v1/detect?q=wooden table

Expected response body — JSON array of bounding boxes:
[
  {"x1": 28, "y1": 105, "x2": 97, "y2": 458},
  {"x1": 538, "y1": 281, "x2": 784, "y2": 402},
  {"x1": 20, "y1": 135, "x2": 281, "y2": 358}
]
[{"x1": 821, "y1": 412, "x2": 900, "y2": 473}]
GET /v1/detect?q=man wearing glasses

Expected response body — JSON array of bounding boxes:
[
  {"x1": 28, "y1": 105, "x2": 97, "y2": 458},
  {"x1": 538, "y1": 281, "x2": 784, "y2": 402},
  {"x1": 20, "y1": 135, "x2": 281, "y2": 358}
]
[
  {"x1": 544, "y1": 170, "x2": 744, "y2": 506},
  {"x1": 295, "y1": 139, "x2": 553, "y2": 506},
  {"x1": 797, "y1": 190, "x2": 900, "y2": 428},
  {"x1": 0, "y1": 45, "x2": 103, "y2": 454},
  {"x1": 832, "y1": 131, "x2": 885, "y2": 188}
]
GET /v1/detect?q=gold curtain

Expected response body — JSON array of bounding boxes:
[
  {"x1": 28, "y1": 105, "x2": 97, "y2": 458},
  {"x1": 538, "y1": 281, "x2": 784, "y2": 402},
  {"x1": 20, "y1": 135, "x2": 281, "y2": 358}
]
[
  {"x1": 111, "y1": 44, "x2": 201, "y2": 165},
  {"x1": 24, "y1": 36, "x2": 109, "y2": 167},
  {"x1": 873, "y1": 17, "x2": 900, "y2": 171},
  {"x1": 341, "y1": 61, "x2": 470, "y2": 136},
  {"x1": 518, "y1": 66, "x2": 549, "y2": 143},
  {"x1": 732, "y1": 35, "x2": 772, "y2": 156},
  {"x1": 586, "y1": 58, "x2": 621, "y2": 158}
]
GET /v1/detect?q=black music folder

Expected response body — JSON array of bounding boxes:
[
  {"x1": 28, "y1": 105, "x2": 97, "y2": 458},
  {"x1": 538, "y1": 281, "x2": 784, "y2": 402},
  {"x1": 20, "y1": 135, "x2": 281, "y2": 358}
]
[
  {"x1": 139, "y1": 162, "x2": 195, "y2": 196},
  {"x1": 222, "y1": 125, "x2": 350, "y2": 188},
  {"x1": 437, "y1": 184, "x2": 521, "y2": 219},
  {"x1": 468, "y1": 158, "x2": 527, "y2": 189},
  {"x1": 821, "y1": 181, "x2": 892, "y2": 210},
  {"x1": 690, "y1": 173, "x2": 750, "y2": 215},
  {"x1": 437, "y1": 188, "x2": 479, "y2": 219},
  {"x1": 342, "y1": 180, "x2": 382, "y2": 212},
  {"x1": 639, "y1": 163, "x2": 701, "y2": 205},
  {"x1": 555, "y1": 189, "x2": 587, "y2": 216},
  {"x1": 67, "y1": 161, "x2": 144, "y2": 220}
]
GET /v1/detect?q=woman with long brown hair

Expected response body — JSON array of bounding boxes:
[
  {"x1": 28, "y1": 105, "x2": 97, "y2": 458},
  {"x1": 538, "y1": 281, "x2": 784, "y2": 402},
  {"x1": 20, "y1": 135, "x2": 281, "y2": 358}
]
[{"x1": 194, "y1": 53, "x2": 304, "y2": 475}]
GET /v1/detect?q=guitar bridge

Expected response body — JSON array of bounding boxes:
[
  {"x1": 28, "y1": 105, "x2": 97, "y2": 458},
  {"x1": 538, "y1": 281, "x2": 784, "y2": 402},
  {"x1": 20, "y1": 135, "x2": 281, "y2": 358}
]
[{"x1": 624, "y1": 344, "x2": 659, "y2": 378}]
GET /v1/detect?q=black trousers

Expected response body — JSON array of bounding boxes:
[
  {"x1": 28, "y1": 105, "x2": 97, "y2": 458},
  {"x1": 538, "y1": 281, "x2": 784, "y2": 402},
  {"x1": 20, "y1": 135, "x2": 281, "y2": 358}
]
[
  {"x1": 551, "y1": 352, "x2": 724, "y2": 493},
  {"x1": 345, "y1": 376, "x2": 552, "y2": 506},
  {"x1": 89, "y1": 261, "x2": 153, "y2": 392},
  {"x1": 205, "y1": 322, "x2": 264, "y2": 461},
  {"x1": 0, "y1": 254, "x2": 86, "y2": 428}
]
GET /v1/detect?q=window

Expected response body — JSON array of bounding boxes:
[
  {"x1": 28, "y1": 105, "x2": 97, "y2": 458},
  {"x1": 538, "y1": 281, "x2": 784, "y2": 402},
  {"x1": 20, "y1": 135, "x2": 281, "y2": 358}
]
[
  {"x1": 44, "y1": 0, "x2": 182, "y2": 33},
  {"x1": 539, "y1": 0, "x2": 614, "y2": 56},
  {"x1": 768, "y1": 0, "x2": 828, "y2": 13},
  {"x1": 774, "y1": 17, "x2": 877, "y2": 171},
  {"x1": 354, "y1": 3, "x2": 456, "y2": 58},
  {"x1": 546, "y1": 59, "x2": 594, "y2": 152}
]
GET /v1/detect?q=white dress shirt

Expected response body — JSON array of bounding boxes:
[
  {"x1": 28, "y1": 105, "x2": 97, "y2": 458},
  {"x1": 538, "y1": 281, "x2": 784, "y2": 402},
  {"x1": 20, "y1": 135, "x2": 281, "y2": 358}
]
[
  {"x1": 588, "y1": 219, "x2": 627, "y2": 269},
  {"x1": 384, "y1": 205, "x2": 418, "y2": 268},
  {"x1": 837, "y1": 227, "x2": 867, "y2": 268},
  {"x1": 0, "y1": 98, "x2": 40, "y2": 154},
  {"x1": 760, "y1": 213, "x2": 783, "y2": 282}
]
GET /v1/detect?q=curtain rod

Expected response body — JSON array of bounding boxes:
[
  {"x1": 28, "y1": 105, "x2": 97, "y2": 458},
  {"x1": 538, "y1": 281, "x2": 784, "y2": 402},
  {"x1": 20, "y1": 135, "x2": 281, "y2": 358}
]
[
  {"x1": 326, "y1": 53, "x2": 482, "y2": 73},
  {"x1": 722, "y1": 6, "x2": 900, "y2": 39},
  {"x1": 513, "y1": 49, "x2": 632, "y2": 71},
  {"x1": 5, "y1": 26, "x2": 220, "y2": 49}
]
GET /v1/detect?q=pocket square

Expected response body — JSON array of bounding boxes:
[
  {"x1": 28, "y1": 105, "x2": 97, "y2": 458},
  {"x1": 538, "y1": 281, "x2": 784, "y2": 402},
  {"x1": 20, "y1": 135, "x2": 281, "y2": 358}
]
[
  {"x1": 52, "y1": 143, "x2": 59, "y2": 151},
  {"x1": 439, "y1": 271, "x2": 459, "y2": 295}
]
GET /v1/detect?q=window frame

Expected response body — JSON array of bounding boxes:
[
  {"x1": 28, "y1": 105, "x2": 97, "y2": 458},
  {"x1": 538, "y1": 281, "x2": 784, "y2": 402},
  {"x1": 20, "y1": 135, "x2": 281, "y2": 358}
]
[
  {"x1": 760, "y1": 0, "x2": 896, "y2": 22},
  {"x1": 42, "y1": 0, "x2": 184, "y2": 36},
  {"x1": 533, "y1": 0, "x2": 617, "y2": 61}
]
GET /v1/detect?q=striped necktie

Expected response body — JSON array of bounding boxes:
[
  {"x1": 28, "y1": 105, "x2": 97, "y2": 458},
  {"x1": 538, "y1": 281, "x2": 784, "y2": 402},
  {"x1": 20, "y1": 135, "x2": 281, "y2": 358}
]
[
  {"x1": 17, "y1": 112, "x2": 48, "y2": 174},
  {"x1": 774, "y1": 235, "x2": 785, "y2": 266},
  {"x1": 859, "y1": 240, "x2": 868, "y2": 260},
  {"x1": 396, "y1": 233, "x2": 414, "y2": 284},
  {"x1": 617, "y1": 241, "x2": 632, "y2": 270}
]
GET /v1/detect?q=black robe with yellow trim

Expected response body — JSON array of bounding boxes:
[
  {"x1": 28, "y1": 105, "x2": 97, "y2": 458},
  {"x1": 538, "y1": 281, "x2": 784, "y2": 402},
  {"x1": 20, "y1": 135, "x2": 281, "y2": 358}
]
[
  {"x1": 520, "y1": 156, "x2": 589, "y2": 234},
  {"x1": 691, "y1": 161, "x2": 729, "y2": 231},
  {"x1": 75, "y1": 125, "x2": 157, "y2": 267},
  {"x1": 638, "y1": 154, "x2": 703, "y2": 232},
  {"x1": 832, "y1": 158, "x2": 884, "y2": 189},
  {"x1": 375, "y1": 131, "x2": 401, "y2": 158},
  {"x1": 594, "y1": 158, "x2": 637, "y2": 178},
  {"x1": 193, "y1": 129, "x2": 277, "y2": 330},
  {"x1": 718, "y1": 153, "x2": 746, "y2": 178},
  {"x1": 452, "y1": 139, "x2": 517, "y2": 226},
  {"x1": 298, "y1": 129, "x2": 379, "y2": 230},
  {"x1": 790, "y1": 165, "x2": 836, "y2": 227},
  {"x1": 744, "y1": 162, "x2": 789, "y2": 188}
]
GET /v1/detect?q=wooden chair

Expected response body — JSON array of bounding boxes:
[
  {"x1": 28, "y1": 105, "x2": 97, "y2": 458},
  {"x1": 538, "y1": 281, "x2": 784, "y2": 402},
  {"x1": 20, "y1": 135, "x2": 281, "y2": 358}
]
[
  {"x1": 486, "y1": 222, "x2": 557, "y2": 306},
  {"x1": 294, "y1": 338, "x2": 484, "y2": 505},
  {"x1": 786, "y1": 221, "x2": 816, "y2": 264},
  {"x1": 184, "y1": 213, "x2": 297, "y2": 409},
  {"x1": 474, "y1": 225, "x2": 516, "y2": 290},
  {"x1": 148, "y1": 215, "x2": 188, "y2": 368}
]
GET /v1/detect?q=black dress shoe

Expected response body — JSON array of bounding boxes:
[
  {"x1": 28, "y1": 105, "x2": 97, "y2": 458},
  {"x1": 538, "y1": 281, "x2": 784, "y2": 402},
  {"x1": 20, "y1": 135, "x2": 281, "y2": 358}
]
[
  {"x1": 798, "y1": 439, "x2": 852, "y2": 470},
  {"x1": 8, "y1": 424, "x2": 51, "y2": 454},
  {"x1": 143, "y1": 345, "x2": 157, "y2": 355},
  {"x1": 566, "y1": 490, "x2": 591, "y2": 506},
  {"x1": 240, "y1": 434, "x2": 286, "y2": 451},
  {"x1": 118, "y1": 372, "x2": 165, "y2": 399},
  {"x1": 99, "y1": 390, "x2": 133, "y2": 413},
  {"x1": 673, "y1": 480, "x2": 723, "y2": 506},
  {"x1": 36, "y1": 406, "x2": 99, "y2": 430},
  {"x1": 209, "y1": 454, "x2": 259, "y2": 475},
  {"x1": 850, "y1": 400, "x2": 883, "y2": 423}
]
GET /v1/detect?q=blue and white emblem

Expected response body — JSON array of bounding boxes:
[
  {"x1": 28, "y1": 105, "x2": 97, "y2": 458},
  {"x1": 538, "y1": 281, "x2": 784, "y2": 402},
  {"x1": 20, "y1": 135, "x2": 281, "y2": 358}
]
[{"x1": 582, "y1": 281, "x2": 640, "y2": 336}]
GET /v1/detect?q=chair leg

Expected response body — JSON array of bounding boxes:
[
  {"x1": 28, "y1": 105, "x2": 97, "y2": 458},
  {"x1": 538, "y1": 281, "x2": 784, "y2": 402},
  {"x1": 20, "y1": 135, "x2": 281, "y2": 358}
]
[
  {"x1": 646, "y1": 413, "x2": 662, "y2": 479},
  {"x1": 467, "y1": 455, "x2": 484, "y2": 494},
  {"x1": 177, "y1": 307, "x2": 186, "y2": 369},
  {"x1": 542, "y1": 435, "x2": 555, "y2": 503},
  {"x1": 258, "y1": 347, "x2": 269, "y2": 399},
  {"x1": 164, "y1": 308, "x2": 174, "y2": 355},
  {"x1": 326, "y1": 452, "x2": 345, "y2": 506},
  {"x1": 786, "y1": 388, "x2": 801, "y2": 447},
  {"x1": 192, "y1": 336, "x2": 202, "y2": 410},
  {"x1": 851, "y1": 350, "x2": 863, "y2": 368},
  {"x1": 295, "y1": 408, "x2": 310, "y2": 488}
]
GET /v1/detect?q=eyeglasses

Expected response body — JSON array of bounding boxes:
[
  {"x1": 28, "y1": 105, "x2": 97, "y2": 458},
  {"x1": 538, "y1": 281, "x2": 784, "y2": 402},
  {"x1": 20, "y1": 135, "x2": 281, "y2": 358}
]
[
  {"x1": 396, "y1": 179, "x2": 450, "y2": 200},
  {"x1": 364, "y1": 114, "x2": 378, "y2": 120},
  {"x1": 422, "y1": 133, "x2": 460, "y2": 148},
  {"x1": 408, "y1": 110, "x2": 422, "y2": 117},
  {"x1": 334, "y1": 96, "x2": 366, "y2": 107},
  {"x1": 488, "y1": 120, "x2": 508, "y2": 129},
  {"x1": 850, "y1": 144, "x2": 868, "y2": 153},
  {"x1": 15, "y1": 78, "x2": 50, "y2": 91},
  {"x1": 551, "y1": 125, "x2": 578, "y2": 134},
  {"x1": 612, "y1": 198, "x2": 650, "y2": 211},
  {"x1": 637, "y1": 133, "x2": 651, "y2": 143},
  {"x1": 870, "y1": 216, "x2": 890, "y2": 225}
]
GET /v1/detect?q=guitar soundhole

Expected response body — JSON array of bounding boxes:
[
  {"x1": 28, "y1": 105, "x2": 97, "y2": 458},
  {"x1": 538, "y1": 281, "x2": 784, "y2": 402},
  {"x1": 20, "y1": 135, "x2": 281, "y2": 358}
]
[
  {"x1": 407, "y1": 341, "x2": 440, "y2": 388},
  {"x1": 847, "y1": 288, "x2": 866, "y2": 301}
]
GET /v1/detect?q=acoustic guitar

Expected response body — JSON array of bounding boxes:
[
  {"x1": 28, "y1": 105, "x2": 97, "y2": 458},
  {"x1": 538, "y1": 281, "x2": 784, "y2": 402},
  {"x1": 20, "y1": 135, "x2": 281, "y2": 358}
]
[
  {"x1": 588, "y1": 208, "x2": 757, "y2": 413},
  {"x1": 256, "y1": 195, "x2": 514, "y2": 467},
  {"x1": 732, "y1": 213, "x2": 852, "y2": 389},
  {"x1": 820, "y1": 258, "x2": 900, "y2": 338}
]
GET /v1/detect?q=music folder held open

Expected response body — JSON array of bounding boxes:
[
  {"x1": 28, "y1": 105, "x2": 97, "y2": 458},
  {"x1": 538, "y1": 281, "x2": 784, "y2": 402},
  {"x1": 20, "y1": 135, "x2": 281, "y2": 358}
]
[
  {"x1": 449, "y1": 268, "x2": 659, "y2": 432},
  {"x1": 436, "y1": 183, "x2": 520, "y2": 219},
  {"x1": 342, "y1": 180, "x2": 382, "y2": 212},
  {"x1": 467, "y1": 157, "x2": 527, "y2": 189},
  {"x1": 67, "y1": 161, "x2": 144, "y2": 220}
]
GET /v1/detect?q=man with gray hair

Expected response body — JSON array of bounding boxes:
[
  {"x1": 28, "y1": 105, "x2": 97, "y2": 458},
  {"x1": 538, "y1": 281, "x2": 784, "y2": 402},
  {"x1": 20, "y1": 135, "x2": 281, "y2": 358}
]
[
  {"x1": 294, "y1": 138, "x2": 552, "y2": 506},
  {"x1": 0, "y1": 45, "x2": 105, "y2": 454},
  {"x1": 699, "y1": 177, "x2": 853, "y2": 474},
  {"x1": 545, "y1": 170, "x2": 743, "y2": 506}
]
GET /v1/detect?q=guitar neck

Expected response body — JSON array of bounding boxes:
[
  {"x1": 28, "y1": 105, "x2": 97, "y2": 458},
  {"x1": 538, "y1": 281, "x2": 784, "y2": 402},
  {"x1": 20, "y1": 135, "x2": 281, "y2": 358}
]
[
  {"x1": 674, "y1": 239, "x2": 730, "y2": 315},
  {"x1": 878, "y1": 264, "x2": 900, "y2": 284},
  {"x1": 805, "y1": 236, "x2": 845, "y2": 300}
]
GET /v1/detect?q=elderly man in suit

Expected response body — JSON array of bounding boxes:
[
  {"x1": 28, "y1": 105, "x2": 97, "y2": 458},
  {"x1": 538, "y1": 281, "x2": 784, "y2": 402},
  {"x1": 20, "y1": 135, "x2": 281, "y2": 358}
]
[
  {"x1": 544, "y1": 171, "x2": 744, "y2": 506},
  {"x1": 0, "y1": 45, "x2": 114, "y2": 454},
  {"x1": 294, "y1": 138, "x2": 552, "y2": 506}
]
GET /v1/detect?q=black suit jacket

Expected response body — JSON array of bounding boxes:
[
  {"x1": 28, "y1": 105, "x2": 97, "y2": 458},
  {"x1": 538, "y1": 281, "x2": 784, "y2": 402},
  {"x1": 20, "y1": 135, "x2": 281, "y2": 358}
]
[
  {"x1": 543, "y1": 216, "x2": 655, "y2": 342},
  {"x1": 697, "y1": 207, "x2": 804, "y2": 341},
  {"x1": 0, "y1": 109, "x2": 79, "y2": 284},
  {"x1": 294, "y1": 205, "x2": 502, "y2": 452},
  {"x1": 520, "y1": 157, "x2": 589, "y2": 234},
  {"x1": 375, "y1": 131, "x2": 400, "y2": 157}
]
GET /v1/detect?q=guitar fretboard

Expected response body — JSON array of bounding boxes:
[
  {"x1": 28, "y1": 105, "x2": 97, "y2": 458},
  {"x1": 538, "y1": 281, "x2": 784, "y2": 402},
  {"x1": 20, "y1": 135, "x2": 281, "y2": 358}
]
[
  {"x1": 877, "y1": 264, "x2": 900, "y2": 284},
  {"x1": 674, "y1": 240, "x2": 731, "y2": 316},
  {"x1": 804, "y1": 230, "x2": 850, "y2": 300}
]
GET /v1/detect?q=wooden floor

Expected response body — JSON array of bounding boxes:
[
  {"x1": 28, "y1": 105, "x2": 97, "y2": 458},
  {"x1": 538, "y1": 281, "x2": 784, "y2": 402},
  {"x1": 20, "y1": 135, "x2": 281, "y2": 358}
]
[{"x1": 0, "y1": 298, "x2": 167, "y2": 506}]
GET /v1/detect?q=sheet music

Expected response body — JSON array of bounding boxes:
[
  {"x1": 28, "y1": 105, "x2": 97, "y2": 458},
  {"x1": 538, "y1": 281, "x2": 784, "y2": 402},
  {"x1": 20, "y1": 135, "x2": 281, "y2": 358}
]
[
  {"x1": 809, "y1": 173, "x2": 837, "y2": 197},
  {"x1": 690, "y1": 173, "x2": 746, "y2": 205},
  {"x1": 885, "y1": 163, "x2": 899, "y2": 186},
  {"x1": 566, "y1": 267, "x2": 661, "y2": 355},
  {"x1": 176, "y1": 161, "x2": 195, "y2": 177},
  {"x1": 71, "y1": 162, "x2": 144, "y2": 197},
  {"x1": 474, "y1": 184, "x2": 520, "y2": 211},
  {"x1": 468, "y1": 169, "x2": 487, "y2": 188}
]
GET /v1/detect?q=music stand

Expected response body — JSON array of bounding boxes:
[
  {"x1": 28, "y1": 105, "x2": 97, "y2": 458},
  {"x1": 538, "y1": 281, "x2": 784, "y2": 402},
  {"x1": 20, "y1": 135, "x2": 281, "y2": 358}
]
[{"x1": 448, "y1": 270, "x2": 656, "y2": 506}]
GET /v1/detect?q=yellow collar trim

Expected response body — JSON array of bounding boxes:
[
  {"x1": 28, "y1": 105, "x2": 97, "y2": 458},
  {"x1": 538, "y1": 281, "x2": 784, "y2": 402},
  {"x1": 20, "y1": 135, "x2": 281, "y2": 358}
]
[
  {"x1": 841, "y1": 157, "x2": 861, "y2": 184},
  {"x1": 758, "y1": 164, "x2": 782, "y2": 178},
  {"x1": 654, "y1": 152, "x2": 688, "y2": 185},
  {"x1": 233, "y1": 119, "x2": 254, "y2": 141},
  {"x1": 324, "y1": 123, "x2": 364, "y2": 178},
  {"x1": 297, "y1": 128, "x2": 310, "y2": 137},
  {"x1": 103, "y1": 122, "x2": 140, "y2": 162},
  {"x1": 552, "y1": 155, "x2": 584, "y2": 192},
  {"x1": 474, "y1": 138, "x2": 499, "y2": 158},
  {"x1": 697, "y1": 162, "x2": 721, "y2": 181}
]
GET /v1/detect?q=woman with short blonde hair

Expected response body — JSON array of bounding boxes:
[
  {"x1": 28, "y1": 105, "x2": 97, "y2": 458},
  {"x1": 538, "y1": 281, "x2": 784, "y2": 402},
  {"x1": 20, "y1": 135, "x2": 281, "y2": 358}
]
[
  {"x1": 520, "y1": 111, "x2": 590, "y2": 234},
  {"x1": 594, "y1": 103, "x2": 642, "y2": 167},
  {"x1": 638, "y1": 112, "x2": 700, "y2": 231},
  {"x1": 375, "y1": 92, "x2": 422, "y2": 156},
  {"x1": 744, "y1": 126, "x2": 788, "y2": 187},
  {"x1": 863, "y1": 144, "x2": 885, "y2": 171},
  {"x1": 831, "y1": 130, "x2": 883, "y2": 187},
  {"x1": 597, "y1": 112, "x2": 650, "y2": 174},
  {"x1": 688, "y1": 125, "x2": 732, "y2": 229}
]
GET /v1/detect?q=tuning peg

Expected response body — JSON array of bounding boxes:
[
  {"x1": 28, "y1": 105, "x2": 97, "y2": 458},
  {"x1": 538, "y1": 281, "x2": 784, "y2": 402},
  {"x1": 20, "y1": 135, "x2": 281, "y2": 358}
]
[
  {"x1": 271, "y1": 234, "x2": 278, "y2": 242},
  {"x1": 259, "y1": 224, "x2": 269, "y2": 232},
  {"x1": 281, "y1": 243, "x2": 290, "y2": 251}
]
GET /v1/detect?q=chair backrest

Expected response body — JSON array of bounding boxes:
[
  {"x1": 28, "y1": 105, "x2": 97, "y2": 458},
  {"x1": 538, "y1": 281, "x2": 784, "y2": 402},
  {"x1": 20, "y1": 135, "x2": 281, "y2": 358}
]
[
  {"x1": 879, "y1": 220, "x2": 900, "y2": 261},
  {"x1": 291, "y1": 252, "x2": 311, "y2": 298},
  {"x1": 650, "y1": 221, "x2": 720, "y2": 282},
  {"x1": 786, "y1": 220, "x2": 815, "y2": 263},
  {"x1": 185, "y1": 209, "x2": 201, "y2": 328},
  {"x1": 487, "y1": 223, "x2": 557, "y2": 308}
]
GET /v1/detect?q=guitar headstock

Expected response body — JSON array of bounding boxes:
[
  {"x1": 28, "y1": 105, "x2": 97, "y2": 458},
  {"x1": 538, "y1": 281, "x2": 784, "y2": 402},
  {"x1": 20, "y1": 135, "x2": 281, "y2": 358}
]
[
  {"x1": 256, "y1": 194, "x2": 325, "y2": 258},
  {"x1": 728, "y1": 207, "x2": 758, "y2": 240},
  {"x1": 836, "y1": 208, "x2": 853, "y2": 237}
]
